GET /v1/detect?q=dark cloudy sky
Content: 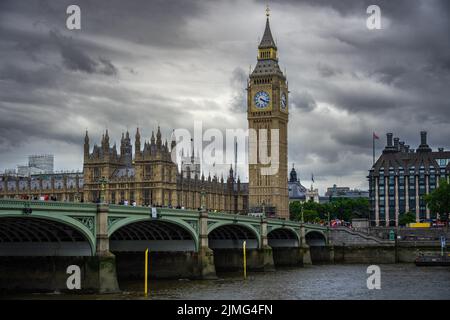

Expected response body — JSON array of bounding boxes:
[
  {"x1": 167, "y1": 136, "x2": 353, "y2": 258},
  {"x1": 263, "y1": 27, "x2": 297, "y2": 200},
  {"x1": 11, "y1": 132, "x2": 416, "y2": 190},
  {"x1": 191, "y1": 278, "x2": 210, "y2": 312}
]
[{"x1": 0, "y1": 0, "x2": 449, "y2": 193}]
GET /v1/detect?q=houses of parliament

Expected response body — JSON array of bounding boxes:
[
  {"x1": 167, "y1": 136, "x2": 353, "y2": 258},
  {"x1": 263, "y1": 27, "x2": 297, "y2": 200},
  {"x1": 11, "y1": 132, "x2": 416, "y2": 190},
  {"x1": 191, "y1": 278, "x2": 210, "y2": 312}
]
[{"x1": 0, "y1": 11, "x2": 291, "y2": 219}]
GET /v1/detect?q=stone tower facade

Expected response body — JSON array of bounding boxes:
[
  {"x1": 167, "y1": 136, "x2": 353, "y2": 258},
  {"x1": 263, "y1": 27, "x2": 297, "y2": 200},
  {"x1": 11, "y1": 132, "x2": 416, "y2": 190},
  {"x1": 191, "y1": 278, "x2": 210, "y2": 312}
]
[{"x1": 247, "y1": 11, "x2": 289, "y2": 219}]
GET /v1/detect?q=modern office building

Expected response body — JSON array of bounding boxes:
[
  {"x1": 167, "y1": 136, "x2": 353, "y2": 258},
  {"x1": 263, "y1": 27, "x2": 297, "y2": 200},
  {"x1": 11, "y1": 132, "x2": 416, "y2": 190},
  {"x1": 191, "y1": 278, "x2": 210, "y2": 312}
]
[
  {"x1": 368, "y1": 131, "x2": 450, "y2": 226},
  {"x1": 325, "y1": 184, "x2": 369, "y2": 200},
  {"x1": 28, "y1": 155, "x2": 54, "y2": 173},
  {"x1": 13, "y1": 154, "x2": 54, "y2": 177}
]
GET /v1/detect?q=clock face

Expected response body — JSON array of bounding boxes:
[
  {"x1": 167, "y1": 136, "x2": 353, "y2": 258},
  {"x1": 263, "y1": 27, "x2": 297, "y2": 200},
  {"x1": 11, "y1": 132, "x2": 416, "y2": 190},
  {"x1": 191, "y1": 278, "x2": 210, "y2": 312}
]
[
  {"x1": 254, "y1": 91, "x2": 270, "y2": 109},
  {"x1": 281, "y1": 92, "x2": 287, "y2": 110}
]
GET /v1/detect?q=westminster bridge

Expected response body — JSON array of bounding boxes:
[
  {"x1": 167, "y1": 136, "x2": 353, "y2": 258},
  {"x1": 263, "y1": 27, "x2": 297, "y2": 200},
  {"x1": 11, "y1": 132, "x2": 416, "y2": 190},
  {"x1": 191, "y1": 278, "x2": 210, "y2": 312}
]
[{"x1": 0, "y1": 199, "x2": 333, "y2": 292}]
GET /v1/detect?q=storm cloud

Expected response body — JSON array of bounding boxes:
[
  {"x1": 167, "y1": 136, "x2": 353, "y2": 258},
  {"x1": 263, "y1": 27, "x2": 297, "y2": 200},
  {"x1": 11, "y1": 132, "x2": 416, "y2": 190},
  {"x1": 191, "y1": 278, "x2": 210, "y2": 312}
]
[{"x1": 0, "y1": 0, "x2": 449, "y2": 193}]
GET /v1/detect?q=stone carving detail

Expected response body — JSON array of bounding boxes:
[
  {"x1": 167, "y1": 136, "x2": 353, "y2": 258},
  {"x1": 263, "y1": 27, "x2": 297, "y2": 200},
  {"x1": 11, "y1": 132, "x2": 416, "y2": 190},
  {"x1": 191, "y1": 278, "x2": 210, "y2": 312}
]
[
  {"x1": 71, "y1": 216, "x2": 95, "y2": 233},
  {"x1": 186, "y1": 220, "x2": 198, "y2": 232},
  {"x1": 108, "y1": 217, "x2": 124, "y2": 227}
]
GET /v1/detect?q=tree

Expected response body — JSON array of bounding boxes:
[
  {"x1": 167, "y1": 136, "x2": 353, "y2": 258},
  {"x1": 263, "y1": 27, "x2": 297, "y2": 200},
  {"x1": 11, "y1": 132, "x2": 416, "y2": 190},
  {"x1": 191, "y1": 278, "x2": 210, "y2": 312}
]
[
  {"x1": 425, "y1": 178, "x2": 450, "y2": 222},
  {"x1": 303, "y1": 209, "x2": 320, "y2": 223},
  {"x1": 289, "y1": 201, "x2": 302, "y2": 221},
  {"x1": 399, "y1": 212, "x2": 416, "y2": 226},
  {"x1": 289, "y1": 198, "x2": 370, "y2": 223},
  {"x1": 328, "y1": 198, "x2": 370, "y2": 221}
]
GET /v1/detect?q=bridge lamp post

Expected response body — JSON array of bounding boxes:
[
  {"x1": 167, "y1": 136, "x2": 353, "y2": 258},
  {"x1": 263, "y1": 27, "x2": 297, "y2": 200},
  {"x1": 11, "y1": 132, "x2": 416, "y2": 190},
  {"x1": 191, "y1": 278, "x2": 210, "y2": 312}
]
[
  {"x1": 327, "y1": 211, "x2": 331, "y2": 245},
  {"x1": 300, "y1": 205, "x2": 307, "y2": 246}
]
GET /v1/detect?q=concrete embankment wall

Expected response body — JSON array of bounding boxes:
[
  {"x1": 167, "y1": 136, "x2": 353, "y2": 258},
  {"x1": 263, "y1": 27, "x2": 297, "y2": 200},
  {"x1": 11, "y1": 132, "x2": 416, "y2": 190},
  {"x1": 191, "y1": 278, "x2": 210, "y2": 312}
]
[
  {"x1": 328, "y1": 227, "x2": 446, "y2": 264},
  {"x1": 212, "y1": 248, "x2": 274, "y2": 272},
  {"x1": 271, "y1": 247, "x2": 303, "y2": 266},
  {"x1": 114, "y1": 252, "x2": 200, "y2": 280},
  {"x1": 0, "y1": 256, "x2": 106, "y2": 293},
  {"x1": 309, "y1": 246, "x2": 333, "y2": 264},
  {"x1": 331, "y1": 245, "x2": 443, "y2": 264}
]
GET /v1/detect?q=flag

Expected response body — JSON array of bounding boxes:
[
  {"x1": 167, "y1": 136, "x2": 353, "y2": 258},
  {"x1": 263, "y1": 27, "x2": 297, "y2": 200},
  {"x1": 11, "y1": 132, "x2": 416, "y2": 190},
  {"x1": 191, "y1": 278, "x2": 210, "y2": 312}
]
[
  {"x1": 311, "y1": 173, "x2": 315, "y2": 183},
  {"x1": 373, "y1": 132, "x2": 379, "y2": 140}
]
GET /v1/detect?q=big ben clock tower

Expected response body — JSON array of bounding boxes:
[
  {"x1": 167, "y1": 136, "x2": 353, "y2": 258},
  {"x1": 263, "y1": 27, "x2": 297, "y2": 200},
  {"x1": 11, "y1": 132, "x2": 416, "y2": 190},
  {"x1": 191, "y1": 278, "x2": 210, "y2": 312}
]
[{"x1": 248, "y1": 8, "x2": 289, "y2": 219}]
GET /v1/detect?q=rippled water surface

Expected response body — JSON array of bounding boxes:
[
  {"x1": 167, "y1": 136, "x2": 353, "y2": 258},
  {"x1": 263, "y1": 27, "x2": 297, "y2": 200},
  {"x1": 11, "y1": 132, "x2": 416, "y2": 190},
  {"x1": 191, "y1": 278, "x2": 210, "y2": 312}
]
[{"x1": 10, "y1": 264, "x2": 450, "y2": 300}]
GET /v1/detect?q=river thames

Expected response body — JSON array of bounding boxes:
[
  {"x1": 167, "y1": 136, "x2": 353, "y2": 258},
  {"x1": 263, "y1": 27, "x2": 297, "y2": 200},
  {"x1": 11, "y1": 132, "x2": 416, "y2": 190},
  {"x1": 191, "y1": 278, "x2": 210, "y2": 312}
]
[{"x1": 7, "y1": 264, "x2": 450, "y2": 300}]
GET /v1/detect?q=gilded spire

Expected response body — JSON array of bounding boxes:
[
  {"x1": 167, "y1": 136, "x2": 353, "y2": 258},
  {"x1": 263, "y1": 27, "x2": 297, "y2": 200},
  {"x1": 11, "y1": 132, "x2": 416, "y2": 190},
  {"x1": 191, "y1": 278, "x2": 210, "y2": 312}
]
[{"x1": 259, "y1": 6, "x2": 276, "y2": 49}]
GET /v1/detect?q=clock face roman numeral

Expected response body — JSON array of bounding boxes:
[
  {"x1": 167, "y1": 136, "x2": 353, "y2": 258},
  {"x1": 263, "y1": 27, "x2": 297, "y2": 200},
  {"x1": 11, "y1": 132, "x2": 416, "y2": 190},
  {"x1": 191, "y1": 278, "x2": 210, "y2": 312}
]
[
  {"x1": 280, "y1": 92, "x2": 287, "y2": 110},
  {"x1": 254, "y1": 91, "x2": 270, "y2": 109}
]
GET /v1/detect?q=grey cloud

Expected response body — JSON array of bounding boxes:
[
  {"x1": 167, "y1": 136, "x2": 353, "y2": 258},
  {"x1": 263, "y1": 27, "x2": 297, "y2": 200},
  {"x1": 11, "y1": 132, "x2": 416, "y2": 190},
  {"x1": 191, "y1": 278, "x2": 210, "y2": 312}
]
[
  {"x1": 289, "y1": 91, "x2": 317, "y2": 112},
  {"x1": 230, "y1": 67, "x2": 247, "y2": 112},
  {"x1": 317, "y1": 63, "x2": 341, "y2": 78},
  {"x1": 50, "y1": 30, "x2": 118, "y2": 75},
  {"x1": 0, "y1": 0, "x2": 449, "y2": 193}
]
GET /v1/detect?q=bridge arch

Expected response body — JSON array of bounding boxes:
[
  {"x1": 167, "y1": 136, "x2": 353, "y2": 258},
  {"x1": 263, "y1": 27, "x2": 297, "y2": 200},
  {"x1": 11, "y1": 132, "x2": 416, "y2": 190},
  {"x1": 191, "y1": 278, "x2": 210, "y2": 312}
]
[
  {"x1": 268, "y1": 227, "x2": 300, "y2": 248},
  {"x1": 208, "y1": 222, "x2": 260, "y2": 249},
  {"x1": 305, "y1": 230, "x2": 327, "y2": 246},
  {"x1": 0, "y1": 216, "x2": 95, "y2": 256},
  {"x1": 109, "y1": 217, "x2": 198, "y2": 252}
]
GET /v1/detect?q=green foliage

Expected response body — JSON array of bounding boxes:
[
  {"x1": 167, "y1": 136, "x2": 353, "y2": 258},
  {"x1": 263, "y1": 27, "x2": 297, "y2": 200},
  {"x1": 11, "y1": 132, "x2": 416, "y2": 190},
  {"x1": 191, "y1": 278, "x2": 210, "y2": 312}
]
[
  {"x1": 425, "y1": 178, "x2": 450, "y2": 222},
  {"x1": 289, "y1": 201, "x2": 302, "y2": 221},
  {"x1": 399, "y1": 212, "x2": 416, "y2": 226},
  {"x1": 303, "y1": 209, "x2": 320, "y2": 223},
  {"x1": 289, "y1": 197, "x2": 370, "y2": 222}
]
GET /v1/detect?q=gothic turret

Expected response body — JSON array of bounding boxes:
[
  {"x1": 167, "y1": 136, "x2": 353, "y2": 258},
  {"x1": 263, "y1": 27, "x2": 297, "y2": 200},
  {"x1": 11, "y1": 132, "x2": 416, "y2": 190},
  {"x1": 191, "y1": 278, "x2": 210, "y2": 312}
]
[
  {"x1": 156, "y1": 126, "x2": 162, "y2": 148},
  {"x1": 289, "y1": 164, "x2": 298, "y2": 182},
  {"x1": 151, "y1": 131, "x2": 155, "y2": 146},
  {"x1": 84, "y1": 130, "x2": 89, "y2": 160},
  {"x1": 171, "y1": 130, "x2": 176, "y2": 151},
  {"x1": 135, "y1": 127, "x2": 141, "y2": 159}
]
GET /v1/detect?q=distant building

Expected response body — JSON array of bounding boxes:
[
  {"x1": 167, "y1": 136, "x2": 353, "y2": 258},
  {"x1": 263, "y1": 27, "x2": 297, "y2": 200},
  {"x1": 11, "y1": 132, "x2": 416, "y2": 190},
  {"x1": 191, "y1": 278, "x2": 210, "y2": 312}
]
[
  {"x1": 288, "y1": 166, "x2": 307, "y2": 202},
  {"x1": 14, "y1": 154, "x2": 54, "y2": 177},
  {"x1": 368, "y1": 131, "x2": 450, "y2": 227},
  {"x1": 181, "y1": 147, "x2": 201, "y2": 179},
  {"x1": 28, "y1": 155, "x2": 54, "y2": 173},
  {"x1": 81, "y1": 128, "x2": 248, "y2": 212},
  {"x1": 288, "y1": 166, "x2": 324, "y2": 204},
  {"x1": 17, "y1": 165, "x2": 46, "y2": 176},
  {"x1": 325, "y1": 184, "x2": 369, "y2": 200},
  {"x1": 0, "y1": 172, "x2": 83, "y2": 202}
]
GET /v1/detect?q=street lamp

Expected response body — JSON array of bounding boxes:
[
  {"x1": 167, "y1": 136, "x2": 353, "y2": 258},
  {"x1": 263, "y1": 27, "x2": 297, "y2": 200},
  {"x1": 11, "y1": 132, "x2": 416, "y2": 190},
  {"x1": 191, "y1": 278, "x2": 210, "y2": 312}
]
[{"x1": 301, "y1": 205, "x2": 305, "y2": 224}]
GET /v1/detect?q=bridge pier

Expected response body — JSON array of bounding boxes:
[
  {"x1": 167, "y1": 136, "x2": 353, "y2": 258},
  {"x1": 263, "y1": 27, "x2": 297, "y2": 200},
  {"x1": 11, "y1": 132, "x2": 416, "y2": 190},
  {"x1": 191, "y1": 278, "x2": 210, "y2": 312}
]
[
  {"x1": 95, "y1": 204, "x2": 120, "y2": 293},
  {"x1": 300, "y1": 224, "x2": 312, "y2": 265},
  {"x1": 258, "y1": 219, "x2": 275, "y2": 271},
  {"x1": 194, "y1": 211, "x2": 217, "y2": 279}
]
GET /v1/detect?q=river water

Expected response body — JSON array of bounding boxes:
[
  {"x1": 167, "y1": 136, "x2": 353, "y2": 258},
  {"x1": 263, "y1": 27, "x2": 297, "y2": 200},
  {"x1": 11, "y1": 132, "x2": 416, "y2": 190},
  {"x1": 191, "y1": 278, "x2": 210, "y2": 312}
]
[{"x1": 9, "y1": 264, "x2": 450, "y2": 300}]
